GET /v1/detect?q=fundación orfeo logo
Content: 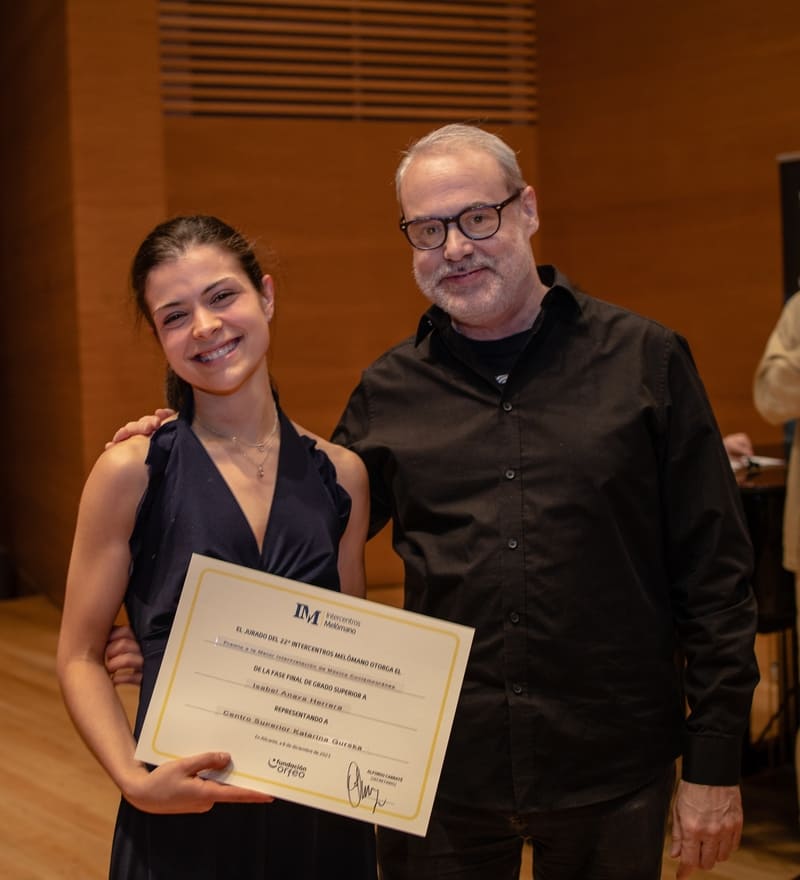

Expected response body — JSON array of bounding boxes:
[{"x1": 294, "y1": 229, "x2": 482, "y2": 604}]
[{"x1": 268, "y1": 757, "x2": 307, "y2": 778}]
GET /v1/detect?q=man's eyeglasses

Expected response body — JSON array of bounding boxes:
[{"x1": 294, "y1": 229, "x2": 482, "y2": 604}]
[{"x1": 399, "y1": 189, "x2": 523, "y2": 250}]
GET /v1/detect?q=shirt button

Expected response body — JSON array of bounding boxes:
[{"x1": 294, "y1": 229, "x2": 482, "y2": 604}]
[
  {"x1": 505, "y1": 469, "x2": 516, "y2": 480},
  {"x1": 508, "y1": 538, "x2": 518, "y2": 549},
  {"x1": 512, "y1": 683, "x2": 523, "y2": 695},
  {"x1": 502, "y1": 401, "x2": 513, "y2": 412},
  {"x1": 509, "y1": 611, "x2": 520, "y2": 624}
]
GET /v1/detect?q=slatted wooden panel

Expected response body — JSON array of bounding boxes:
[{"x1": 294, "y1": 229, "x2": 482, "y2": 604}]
[{"x1": 159, "y1": 0, "x2": 537, "y2": 123}]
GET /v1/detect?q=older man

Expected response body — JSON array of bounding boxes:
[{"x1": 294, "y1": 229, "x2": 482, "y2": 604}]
[{"x1": 331, "y1": 124, "x2": 757, "y2": 880}]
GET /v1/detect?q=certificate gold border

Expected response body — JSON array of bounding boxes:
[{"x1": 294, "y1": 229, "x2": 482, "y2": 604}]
[{"x1": 138, "y1": 554, "x2": 473, "y2": 831}]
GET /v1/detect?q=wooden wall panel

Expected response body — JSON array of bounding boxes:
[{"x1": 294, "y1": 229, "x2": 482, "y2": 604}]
[
  {"x1": 0, "y1": 0, "x2": 168, "y2": 603},
  {"x1": 67, "y1": 0, "x2": 168, "y2": 465},
  {"x1": 16, "y1": 0, "x2": 795, "y2": 596},
  {"x1": 536, "y1": 0, "x2": 800, "y2": 444},
  {"x1": 0, "y1": 2, "x2": 79, "y2": 599}
]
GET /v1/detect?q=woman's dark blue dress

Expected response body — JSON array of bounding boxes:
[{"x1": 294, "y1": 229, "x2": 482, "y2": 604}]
[{"x1": 109, "y1": 410, "x2": 377, "y2": 879}]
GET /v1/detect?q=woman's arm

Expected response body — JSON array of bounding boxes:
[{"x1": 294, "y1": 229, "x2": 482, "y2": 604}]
[
  {"x1": 58, "y1": 438, "x2": 157, "y2": 796},
  {"x1": 58, "y1": 438, "x2": 271, "y2": 813}
]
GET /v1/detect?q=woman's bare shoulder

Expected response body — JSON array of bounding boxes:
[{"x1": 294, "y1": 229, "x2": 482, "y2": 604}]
[{"x1": 86, "y1": 434, "x2": 151, "y2": 497}]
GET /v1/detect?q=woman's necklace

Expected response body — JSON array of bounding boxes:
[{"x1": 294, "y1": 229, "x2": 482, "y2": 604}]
[{"x1": 195, "y1": 410, "x2": 279, "y2": 479}]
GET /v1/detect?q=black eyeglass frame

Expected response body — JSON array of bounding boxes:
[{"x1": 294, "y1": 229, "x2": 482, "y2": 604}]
[{"x1": 399, "y1": 188, "x2": 524, "y2": 250}]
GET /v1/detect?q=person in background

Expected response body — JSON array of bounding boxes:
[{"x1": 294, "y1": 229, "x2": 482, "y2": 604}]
[
  {"x1": 58, "y1": 215, "x2": 376, "y2": 880},
  {"x1": 723, "y1": 432, "x2": 754, "y2": 464},
  {"x1": 107, "y1": 125, "x2": 759, "y2": 880},
  {"x1": 753, "y1": 289, "x2": 800, "y2": 829}
]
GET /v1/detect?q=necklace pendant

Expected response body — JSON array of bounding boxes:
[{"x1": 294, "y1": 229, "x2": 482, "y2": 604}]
[{"x1": 257, "y1": 465, "x2": 264, "y2": 479}]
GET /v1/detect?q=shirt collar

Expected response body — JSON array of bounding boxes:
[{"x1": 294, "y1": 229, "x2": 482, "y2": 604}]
[{"x1": 414, "y1": 265, "x2": 581, "y2": 346}]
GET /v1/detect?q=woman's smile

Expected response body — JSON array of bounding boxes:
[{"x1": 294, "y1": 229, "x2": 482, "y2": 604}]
[{"x1": 193, "y1": 338, "x2": 241, "y2": 364}]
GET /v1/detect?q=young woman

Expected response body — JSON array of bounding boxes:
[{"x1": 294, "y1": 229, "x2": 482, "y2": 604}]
[{"x1": 57, "y1": 215, "x2": 376, "y2": 879}]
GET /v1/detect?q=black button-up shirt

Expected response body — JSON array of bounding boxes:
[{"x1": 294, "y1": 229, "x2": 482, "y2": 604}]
[{"x1": 332, "y1": 266, "x2": 758, "y2": 812}]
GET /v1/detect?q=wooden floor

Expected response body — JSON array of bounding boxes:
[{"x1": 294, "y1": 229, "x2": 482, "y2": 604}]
[{"x1": 1, "y1": 595, "x2": 798, "y2": 879}]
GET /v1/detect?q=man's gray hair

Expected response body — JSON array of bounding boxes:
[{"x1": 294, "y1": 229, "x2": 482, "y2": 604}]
[{"x1": 395, "y1": 123, "x2": 527, "y2": 200}]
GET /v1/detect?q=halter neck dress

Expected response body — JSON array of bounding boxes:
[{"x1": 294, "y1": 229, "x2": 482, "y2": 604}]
[{"x1": 109, "y1": 409, "x2": 377, "y2": 879}]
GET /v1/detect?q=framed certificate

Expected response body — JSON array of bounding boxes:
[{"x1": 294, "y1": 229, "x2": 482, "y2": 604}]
[{"x1": 135, "y1": 554, "x2": 473, "y2": 835}]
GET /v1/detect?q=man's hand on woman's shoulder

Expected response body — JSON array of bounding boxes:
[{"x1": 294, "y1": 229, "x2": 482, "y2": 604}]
[{"x1": 105, "y1": 408, "x2": 177, "y2": 449}]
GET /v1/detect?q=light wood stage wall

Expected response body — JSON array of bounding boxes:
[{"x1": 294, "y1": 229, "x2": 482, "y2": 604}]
[{"x1": 1, "y1": 1, "x2": 799, "y2": 604}]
